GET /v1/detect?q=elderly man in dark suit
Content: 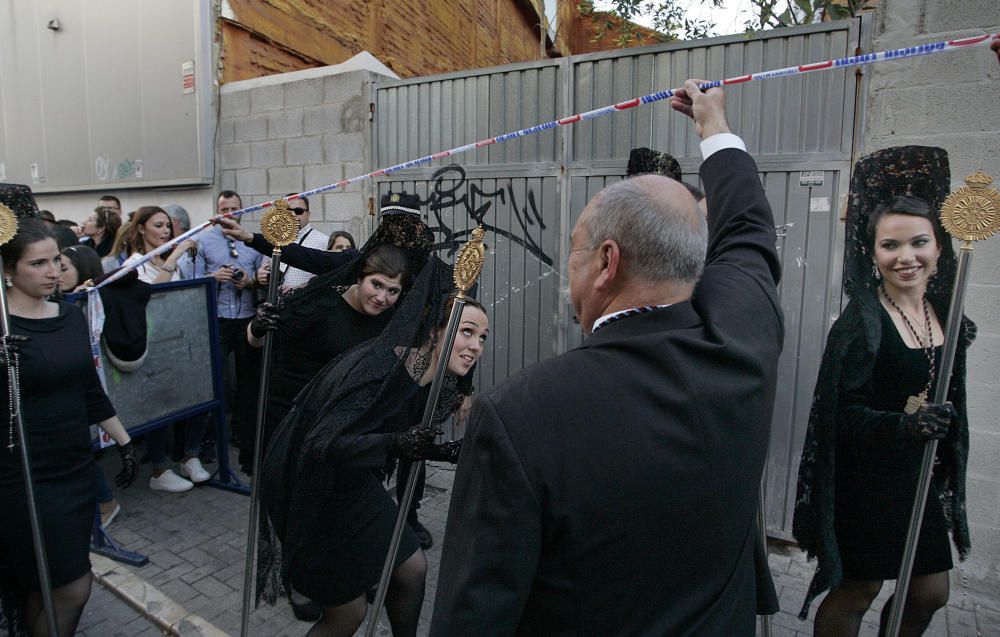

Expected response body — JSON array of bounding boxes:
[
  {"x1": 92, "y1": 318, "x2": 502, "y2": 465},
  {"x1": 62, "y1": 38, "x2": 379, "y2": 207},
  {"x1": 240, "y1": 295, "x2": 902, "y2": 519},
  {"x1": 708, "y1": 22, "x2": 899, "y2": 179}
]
[{"x1": 430, "y1": 79, "x2": 783, "y2": 636}]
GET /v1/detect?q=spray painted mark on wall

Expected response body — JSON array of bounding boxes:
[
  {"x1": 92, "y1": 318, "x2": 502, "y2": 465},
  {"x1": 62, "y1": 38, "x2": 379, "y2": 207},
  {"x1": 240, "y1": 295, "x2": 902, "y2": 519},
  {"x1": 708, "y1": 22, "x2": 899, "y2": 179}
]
[{"x1": 418, "y1": 165, "x2": 553, "y2": 266}]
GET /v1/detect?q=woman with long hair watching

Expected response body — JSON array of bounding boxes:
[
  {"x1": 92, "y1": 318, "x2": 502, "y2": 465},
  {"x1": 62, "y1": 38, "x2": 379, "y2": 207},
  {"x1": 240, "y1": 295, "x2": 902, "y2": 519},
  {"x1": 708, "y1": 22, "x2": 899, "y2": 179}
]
[{"x1": 79, "y1": 206, "x2": 121, "y2": 258}]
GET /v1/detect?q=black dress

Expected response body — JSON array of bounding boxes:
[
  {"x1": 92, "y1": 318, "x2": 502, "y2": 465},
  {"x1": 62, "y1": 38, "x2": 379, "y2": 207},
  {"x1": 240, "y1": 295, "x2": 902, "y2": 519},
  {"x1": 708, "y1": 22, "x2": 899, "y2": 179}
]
[
  {"x1": 266, "y1": 292, "x2": 391, "y2": 440},
  {"x1": 0, "y1": 303, "x2": 116, "y2": 591},
  {"x1": 833, "y1": 305, "x2": 952, "y2": 581},
  {"x1": 273, "y1": 371, "x2": 426, "y2": 605}
]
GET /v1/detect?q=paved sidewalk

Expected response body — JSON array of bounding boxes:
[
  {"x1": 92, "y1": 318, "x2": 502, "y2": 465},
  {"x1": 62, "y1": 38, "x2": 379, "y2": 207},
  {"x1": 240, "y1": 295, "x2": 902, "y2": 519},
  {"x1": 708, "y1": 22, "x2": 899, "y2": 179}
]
[{"x1": 87, "y1": 450, "x2": 1000, "y2": 636}]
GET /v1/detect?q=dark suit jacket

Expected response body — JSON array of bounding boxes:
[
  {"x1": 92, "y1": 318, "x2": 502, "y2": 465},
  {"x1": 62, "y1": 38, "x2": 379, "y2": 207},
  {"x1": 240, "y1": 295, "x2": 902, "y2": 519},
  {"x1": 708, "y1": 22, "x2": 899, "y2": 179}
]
[{"x1": 430, "y1": 148, "x2": 784, "y2": 637}]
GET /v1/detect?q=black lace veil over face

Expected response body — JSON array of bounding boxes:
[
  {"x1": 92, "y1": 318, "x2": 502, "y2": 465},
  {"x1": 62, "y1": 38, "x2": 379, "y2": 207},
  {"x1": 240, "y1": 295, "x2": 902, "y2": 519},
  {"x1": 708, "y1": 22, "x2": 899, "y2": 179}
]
[{"x1": 844, "y1": 146, "x2": 957, "y2": 312}]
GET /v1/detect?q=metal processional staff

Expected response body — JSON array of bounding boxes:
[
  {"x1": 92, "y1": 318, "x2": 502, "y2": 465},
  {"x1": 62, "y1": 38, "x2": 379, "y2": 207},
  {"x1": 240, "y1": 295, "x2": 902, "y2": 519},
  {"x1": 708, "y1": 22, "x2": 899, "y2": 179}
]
[
  {"x1": 364, "y1": 226, "x2": 487, "y2": 637},
  {"x1": 238, "y1": 199, "x2": 299, "y2": 637},
  {"x1": 885, "y1": 171, "x2": 1000, "y2": 637},
  {"x1": 0, "y1": 203, "x2": 60, "y2": 636}
]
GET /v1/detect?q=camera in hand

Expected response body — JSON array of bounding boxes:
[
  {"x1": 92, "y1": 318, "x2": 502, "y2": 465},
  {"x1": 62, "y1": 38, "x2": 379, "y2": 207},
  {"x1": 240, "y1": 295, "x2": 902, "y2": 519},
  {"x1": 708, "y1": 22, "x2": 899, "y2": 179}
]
[{"x1": 229, "y1": 266, "x2": 245, "y2": 282}]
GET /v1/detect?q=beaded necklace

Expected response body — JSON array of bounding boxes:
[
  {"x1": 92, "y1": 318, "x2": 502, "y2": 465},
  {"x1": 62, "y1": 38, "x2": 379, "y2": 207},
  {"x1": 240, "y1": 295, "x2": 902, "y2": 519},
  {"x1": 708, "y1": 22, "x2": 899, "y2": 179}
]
[{"x1": 879, "y1": 284, "x2": 936, "y2": 415}]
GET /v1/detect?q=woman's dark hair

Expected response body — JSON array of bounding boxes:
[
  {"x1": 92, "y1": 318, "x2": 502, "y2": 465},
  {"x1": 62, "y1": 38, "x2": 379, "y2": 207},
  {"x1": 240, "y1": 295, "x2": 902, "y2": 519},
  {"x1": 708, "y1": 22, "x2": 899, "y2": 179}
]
[
  {"x1": 93, "y1": 205, "x2": 123, "y2": 239},
  {"x1": 60, "y1": 244, "x2": 104, "y2": 286},
  {"x1": 1, "y1": 219, "x2": 56, "y2": 271},
  {"x1": 126, "y1": 206, "x2": 172, "y2": 255},
  {"x1": 327, "y1": 230, "x2": 356, "y2": 250},
  {"x1": 438, "y1": 295, "x2": 488, "y2": 330},
  {"x1": 358, "y1": 244, "x2": 411, "y2": 289},
  {"x1": 866, "y1": 195, "x2": 946, "y2": 249}
]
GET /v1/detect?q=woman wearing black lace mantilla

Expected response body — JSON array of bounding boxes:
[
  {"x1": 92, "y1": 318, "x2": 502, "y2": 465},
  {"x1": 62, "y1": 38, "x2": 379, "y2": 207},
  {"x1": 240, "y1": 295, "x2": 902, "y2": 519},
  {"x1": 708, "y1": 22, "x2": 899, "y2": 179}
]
[
  {"x1": 257, "y1": 255, "x2": 488, "y2": 637},
  {"x1": 793, "y1": 147, "x2": 974, "y2": 636}
]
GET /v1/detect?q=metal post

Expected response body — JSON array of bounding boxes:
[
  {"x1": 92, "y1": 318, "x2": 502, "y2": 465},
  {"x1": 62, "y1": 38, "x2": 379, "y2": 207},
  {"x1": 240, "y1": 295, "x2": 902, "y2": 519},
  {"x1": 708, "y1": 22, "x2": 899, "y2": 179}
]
[
  {"x1": 0, "y1": 256, "x2": 60, "y2": 637},
  {"x1": 758, "y1": 477, "x2": 773, "y2": 637},
  {"x1": 884, "y1": 243, "x2": 972, "y2": 636},
  {"x1": 239, "y1": 247, "x2": 285, "y2": 637},
  {"x1": 365, "y1": 296, "x2": 467, "y2": 637}
]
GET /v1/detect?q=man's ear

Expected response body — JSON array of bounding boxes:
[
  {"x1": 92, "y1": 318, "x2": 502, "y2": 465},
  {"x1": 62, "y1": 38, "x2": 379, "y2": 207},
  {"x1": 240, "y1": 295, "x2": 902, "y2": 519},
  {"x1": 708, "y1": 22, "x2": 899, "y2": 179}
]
[{"x1": 594, "y1": 239, "x2": 620, "y2": 291}]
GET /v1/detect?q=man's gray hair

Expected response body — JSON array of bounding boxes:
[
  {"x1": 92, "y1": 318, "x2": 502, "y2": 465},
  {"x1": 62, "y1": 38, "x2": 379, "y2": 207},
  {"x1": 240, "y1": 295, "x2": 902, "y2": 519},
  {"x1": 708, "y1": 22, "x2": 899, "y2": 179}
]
[
  {"x1": 163, "y1": 204, "x2": 190, "y2": 232},
  {"x1": 585, "y1": 177, "x2": 707, "y2": 283}
]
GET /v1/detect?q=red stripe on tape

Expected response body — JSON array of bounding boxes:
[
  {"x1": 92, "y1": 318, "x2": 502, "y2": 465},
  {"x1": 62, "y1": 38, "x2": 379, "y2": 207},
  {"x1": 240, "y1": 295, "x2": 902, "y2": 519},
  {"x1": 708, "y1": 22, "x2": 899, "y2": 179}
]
[
  {"x1": 558, "y1": 115, "x2": 581, "y2": 125},
  {"x1": 724, "y1": 75, "x2": 752, "y2": 84},
  {"x1": 948, "y1": 34, "x2": 990, "y2": 46},
  {"x1": 614, "y1": 98, "x2": 641, "y2": 110},
  {"x1": 475, "y1": 139, "x2": 497, "y2": 147},
  {"x1": 799, "y1": 61, "x2": 833, "y2": 71}
]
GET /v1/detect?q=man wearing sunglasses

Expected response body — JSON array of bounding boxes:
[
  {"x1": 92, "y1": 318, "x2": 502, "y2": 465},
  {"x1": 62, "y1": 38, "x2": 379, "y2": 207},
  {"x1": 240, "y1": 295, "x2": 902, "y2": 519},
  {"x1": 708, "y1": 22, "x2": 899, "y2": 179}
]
[
  {"x1": 258, "y1": 194, "x2": 329, "y2": 294},
  {"x1": 193, "y1": 190, "x2": 264, "y2": 467}
]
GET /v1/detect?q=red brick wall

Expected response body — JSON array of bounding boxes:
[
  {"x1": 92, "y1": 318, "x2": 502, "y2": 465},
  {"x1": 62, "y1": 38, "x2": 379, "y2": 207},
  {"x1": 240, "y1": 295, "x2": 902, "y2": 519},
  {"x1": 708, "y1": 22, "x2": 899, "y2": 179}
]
[{"x1": 221, "y1": 0, "x2": 546, "y2": 83}]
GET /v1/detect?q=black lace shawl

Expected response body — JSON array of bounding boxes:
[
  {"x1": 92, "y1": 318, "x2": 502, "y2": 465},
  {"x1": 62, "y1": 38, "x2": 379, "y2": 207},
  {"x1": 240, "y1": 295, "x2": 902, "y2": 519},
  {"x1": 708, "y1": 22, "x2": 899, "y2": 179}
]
[
  {"x1": 255, "y1": 256, "x2": 462, "y2": 605},
  {"x1": 792, "y1": 146, "x2": 975, "y2": 618}
]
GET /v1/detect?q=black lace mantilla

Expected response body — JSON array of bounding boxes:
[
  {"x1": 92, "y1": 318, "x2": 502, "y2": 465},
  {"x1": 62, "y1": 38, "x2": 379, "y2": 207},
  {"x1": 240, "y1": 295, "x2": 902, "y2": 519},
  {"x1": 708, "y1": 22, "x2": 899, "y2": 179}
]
[
  {"x1": 792, "y1": 146, "x2": 975, "y2": 618},
  {"x1": 255, "y1": 256, "x2": 462, "y2": 606}
]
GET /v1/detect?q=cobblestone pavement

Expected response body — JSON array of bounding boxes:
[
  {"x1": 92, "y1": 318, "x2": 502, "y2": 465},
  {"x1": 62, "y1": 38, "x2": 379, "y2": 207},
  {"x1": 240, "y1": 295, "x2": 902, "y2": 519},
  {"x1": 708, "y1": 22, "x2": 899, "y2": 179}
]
[{"x1": 85, "y1": 449, "x2": 1000, "y2": 636}]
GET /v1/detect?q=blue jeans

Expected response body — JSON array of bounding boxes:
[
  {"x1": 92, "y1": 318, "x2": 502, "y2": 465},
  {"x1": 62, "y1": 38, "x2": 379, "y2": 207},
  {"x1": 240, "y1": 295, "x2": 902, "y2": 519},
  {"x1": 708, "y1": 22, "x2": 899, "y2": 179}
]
[
  {"x1": 147, "y1": 417, "x2": 210, "y2": 470},
  {"x1": 95, "y1": 463, "x2": 114, "y2": 504}
]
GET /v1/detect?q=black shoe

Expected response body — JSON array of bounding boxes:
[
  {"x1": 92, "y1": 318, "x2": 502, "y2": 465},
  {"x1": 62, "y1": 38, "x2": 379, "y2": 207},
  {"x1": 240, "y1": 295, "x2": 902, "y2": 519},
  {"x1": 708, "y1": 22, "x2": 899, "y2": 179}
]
[
  {"x1": 289, "y1": 594, "x2": 322, "y2": 622},
  {"x1": 408, "y1": 519, "x2": 433, "y2": 550}
]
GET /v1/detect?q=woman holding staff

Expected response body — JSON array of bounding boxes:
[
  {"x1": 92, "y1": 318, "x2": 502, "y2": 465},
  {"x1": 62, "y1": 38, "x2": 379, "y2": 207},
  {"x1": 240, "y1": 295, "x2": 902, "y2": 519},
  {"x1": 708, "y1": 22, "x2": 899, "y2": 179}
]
[
  {"x1": 794, "y1": 147, "x2": 974, "y2": 636},
  {"x1": 257, "y1": 250, "x2": 487, "y2": 636},
  {"x1": 0, "y1": 218, "x2": 139, "y2": 636}
]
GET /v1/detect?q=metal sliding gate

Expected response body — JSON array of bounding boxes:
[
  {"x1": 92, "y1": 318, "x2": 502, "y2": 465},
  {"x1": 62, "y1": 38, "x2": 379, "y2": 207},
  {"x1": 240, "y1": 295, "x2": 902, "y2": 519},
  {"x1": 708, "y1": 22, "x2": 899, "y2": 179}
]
[{"x1": 371, "y1": 18, "x2": 871, "y2": 540}]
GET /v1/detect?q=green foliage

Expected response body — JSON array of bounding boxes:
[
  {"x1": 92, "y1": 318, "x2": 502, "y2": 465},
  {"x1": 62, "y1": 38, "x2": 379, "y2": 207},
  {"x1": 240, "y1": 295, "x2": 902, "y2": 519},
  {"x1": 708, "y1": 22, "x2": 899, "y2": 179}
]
[{"x1": 582, "y1": 0, "x2": 875, "y2": 48}]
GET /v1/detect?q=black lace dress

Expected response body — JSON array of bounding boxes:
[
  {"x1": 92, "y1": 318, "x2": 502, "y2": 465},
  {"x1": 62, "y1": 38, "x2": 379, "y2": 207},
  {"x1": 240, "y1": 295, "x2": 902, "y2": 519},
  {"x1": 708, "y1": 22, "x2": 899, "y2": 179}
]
[
  {"x1": 257, "y1": 257, "x2": 461, "y2": 607},
  {"x1": 833, "y1": 305, "x2": 952, "y2": 581}
]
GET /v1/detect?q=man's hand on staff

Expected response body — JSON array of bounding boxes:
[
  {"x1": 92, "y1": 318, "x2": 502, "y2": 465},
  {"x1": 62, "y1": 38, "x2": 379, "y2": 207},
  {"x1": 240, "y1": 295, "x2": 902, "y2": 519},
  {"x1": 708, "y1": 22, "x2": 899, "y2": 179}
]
[
  {"x1": 669, "y1": 79, "x2": 731, "y2": 140},
  {"x1": 215, "y1": 216, "x2": 253, "y2": 243}
]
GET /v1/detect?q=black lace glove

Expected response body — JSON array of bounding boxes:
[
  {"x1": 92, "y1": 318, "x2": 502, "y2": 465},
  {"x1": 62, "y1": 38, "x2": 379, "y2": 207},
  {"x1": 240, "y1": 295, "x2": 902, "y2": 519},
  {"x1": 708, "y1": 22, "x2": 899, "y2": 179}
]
[
  {"x1": 250, "y1": 301, "x2": 281, "y2": 338},
  {"x1": 427, "y1": 439, "x2": 462, "y2": 464},
  {"x1": 390, "y1": 425, "x2": 440, "y2": 460},
  {"x1": 0, "y1": 334, "x2": 28, "y2": 367},
  {"x1": 899, "y1": 401, "x2": 957, "y2": 442},
  {"x1": 115, "y1": 442, "x2": 140, "y2": 488}
]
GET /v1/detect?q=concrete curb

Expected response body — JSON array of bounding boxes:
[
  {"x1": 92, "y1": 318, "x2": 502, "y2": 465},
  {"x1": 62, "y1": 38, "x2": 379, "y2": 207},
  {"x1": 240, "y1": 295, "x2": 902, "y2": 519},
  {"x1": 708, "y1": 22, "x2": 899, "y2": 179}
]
[{"x1": 91, "y1": 554, "x2": 229, "y2": 637}]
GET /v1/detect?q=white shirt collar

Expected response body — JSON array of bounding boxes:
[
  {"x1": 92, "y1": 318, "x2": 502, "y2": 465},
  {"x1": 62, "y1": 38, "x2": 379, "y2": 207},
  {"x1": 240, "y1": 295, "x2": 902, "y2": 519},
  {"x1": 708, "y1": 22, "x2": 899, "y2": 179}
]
[{"x1": 591, "y1": 304, "x2": 672, "y2": 334}]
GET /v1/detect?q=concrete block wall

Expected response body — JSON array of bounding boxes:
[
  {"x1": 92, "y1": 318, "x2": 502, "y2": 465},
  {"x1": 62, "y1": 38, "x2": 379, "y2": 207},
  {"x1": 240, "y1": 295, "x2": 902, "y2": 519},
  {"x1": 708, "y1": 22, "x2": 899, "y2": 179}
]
[
  {"x1": 217, "y1": 66, "x2": 388, "y2": 242},
  {"x1": 866, "y1": 0, "x2": 1000, "y2": 592}
]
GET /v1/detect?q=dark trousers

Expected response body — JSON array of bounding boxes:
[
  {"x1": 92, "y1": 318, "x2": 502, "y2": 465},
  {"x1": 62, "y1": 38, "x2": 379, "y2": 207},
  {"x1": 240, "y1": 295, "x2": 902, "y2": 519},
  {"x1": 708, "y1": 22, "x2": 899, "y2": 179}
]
[{"x1": 218, "y1": 317, "x2": 261, "y2": 458}]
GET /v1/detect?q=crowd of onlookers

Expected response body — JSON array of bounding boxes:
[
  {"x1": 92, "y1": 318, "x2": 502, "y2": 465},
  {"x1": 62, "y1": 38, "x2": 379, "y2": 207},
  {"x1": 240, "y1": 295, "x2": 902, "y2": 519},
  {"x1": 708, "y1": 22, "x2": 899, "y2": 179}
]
[{"x1": 36, "y1": 192, "x2": 358, "y2": 527}]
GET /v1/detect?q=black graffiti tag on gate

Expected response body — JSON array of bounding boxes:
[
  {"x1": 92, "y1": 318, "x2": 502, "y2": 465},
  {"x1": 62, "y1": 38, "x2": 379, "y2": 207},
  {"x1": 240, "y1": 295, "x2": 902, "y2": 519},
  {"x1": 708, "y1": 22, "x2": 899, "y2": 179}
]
[{"x1": 420, "y1": 165, "x2": 553, "y2": 266}]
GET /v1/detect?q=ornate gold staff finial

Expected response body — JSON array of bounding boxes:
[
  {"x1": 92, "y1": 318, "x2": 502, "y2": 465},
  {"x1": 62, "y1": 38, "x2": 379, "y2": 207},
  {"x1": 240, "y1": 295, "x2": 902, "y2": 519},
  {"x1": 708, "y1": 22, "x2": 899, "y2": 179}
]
[
  {"x1": 0, "y1": 204, "x2": 19, "y2": 247},
  {"x1": 940, "y1": 170, "x2": 1000, "y2": 243},
  {"x1": 259, "y1": 199, "x2": 299, "y2": 248},
  {"x1": 453, "y1": 226, "x2": 486, "y2": 296}
]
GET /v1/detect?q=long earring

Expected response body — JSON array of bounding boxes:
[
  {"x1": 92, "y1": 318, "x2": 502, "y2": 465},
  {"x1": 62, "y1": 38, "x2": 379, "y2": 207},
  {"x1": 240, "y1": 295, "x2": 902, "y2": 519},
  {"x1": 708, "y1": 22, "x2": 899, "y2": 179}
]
[
  {"x1": 872, "y1": 264, "x2": 881, "y2": 281},
  {"x1": 4, "y1": 277, "x2": 11, "y2": 288}
]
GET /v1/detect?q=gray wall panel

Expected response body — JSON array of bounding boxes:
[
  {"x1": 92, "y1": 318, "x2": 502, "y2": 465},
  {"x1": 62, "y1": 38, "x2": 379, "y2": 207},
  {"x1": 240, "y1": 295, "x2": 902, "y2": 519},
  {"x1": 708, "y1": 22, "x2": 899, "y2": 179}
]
[{"x1": 374, "y1": 18, "x2": 866, "y2": 540}]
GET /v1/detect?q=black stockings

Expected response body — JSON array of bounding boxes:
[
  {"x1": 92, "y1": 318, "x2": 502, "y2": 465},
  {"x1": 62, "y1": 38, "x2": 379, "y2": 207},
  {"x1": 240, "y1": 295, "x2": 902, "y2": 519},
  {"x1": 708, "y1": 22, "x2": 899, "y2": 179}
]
[
  {"x1": 25, "y1": 572, "x2": 92, "y2": 637},
  {"x1": 815, "y1": 572, "x2": 949, "y2": 637},
  {"x1": 306, "y1": 550, "x2": 427, "y2": 637}
]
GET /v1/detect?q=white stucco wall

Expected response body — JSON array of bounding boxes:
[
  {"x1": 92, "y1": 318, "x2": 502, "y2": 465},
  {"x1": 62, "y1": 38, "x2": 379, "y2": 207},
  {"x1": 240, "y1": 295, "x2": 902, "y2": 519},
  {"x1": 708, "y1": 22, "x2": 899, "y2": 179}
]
[{"x1": 866, "y1": 0, "x2": 1000, "y2": 596}]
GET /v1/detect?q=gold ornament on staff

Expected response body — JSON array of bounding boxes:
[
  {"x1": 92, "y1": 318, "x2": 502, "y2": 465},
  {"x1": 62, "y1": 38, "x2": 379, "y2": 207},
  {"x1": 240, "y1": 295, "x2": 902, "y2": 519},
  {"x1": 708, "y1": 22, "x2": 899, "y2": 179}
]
[
  {"x1": 940, "y1": 170, "x2": 1000, "y2": 243},
  {"x1": 0, "y1": 203, "x2": 19, "y2": 247},
  {"x1": 259, "y1": 199, "x2": 299, "y2": 247},
  {"x1": 453, "y1": 226, "x2": 486, "y2": 295}
]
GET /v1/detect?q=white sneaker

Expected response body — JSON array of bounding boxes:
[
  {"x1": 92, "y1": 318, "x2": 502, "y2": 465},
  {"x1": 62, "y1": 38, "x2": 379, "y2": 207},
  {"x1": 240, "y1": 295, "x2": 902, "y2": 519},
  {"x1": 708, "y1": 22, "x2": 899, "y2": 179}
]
[
  {"x1": 149, "y1": 469, "x2": 194, "y2": 493},
  {"x1": 179, "y1": 457, "x2": 211, "y2": 484}
]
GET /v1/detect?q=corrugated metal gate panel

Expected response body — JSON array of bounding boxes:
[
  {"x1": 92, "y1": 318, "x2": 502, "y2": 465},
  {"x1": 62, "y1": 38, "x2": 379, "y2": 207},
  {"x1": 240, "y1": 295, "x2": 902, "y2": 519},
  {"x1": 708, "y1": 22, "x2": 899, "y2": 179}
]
[{"x1": 373, "y1": 19, "x2": 868, "y2": 540}]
